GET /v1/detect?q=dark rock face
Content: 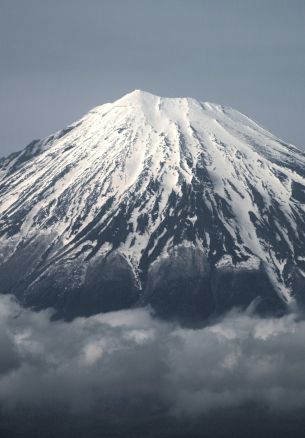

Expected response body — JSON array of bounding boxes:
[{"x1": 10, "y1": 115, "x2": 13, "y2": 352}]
[
  {"x1": 0, "y1": 235, "x2": 55, "y2": 295},
  {"x1": 19, "y1": 251, "x2": 140, "y2": 320},
  {"x1": 210, "y1": 265, "x2": 286, "y2": 317},
  {"x1": 143, "y1": 246, "x2": 213, "y2": 323},
  {"x1": 0, "y1": 238, "x2": 287, "y2": 323},
  {"x1": 143, "y1": 246, "x2": 286, "y2": 323}
]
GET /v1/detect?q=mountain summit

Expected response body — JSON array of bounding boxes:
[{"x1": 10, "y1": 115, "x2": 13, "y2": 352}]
[{"x1": 1, "y1": 90, "x2": 305, "y2": 321}]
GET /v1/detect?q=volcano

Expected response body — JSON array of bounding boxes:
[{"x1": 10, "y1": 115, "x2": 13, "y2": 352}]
[{"x1": 1, "y1": 90, "x2": 305, "y2": 321}]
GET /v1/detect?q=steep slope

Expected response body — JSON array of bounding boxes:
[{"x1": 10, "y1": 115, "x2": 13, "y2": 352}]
[{"x1": 1, "y1": 90, "x2": 305, "y2": 320}]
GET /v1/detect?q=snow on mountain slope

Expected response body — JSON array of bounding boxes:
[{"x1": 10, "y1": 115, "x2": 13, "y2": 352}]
[{"x1": 1, "y1": 90, "x2": 305, "y2": 320}]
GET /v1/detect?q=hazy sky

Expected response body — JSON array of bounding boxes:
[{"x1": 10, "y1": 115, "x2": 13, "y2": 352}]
[{"x1": 0, "y1": 0, "x2": 304, "y2": 155}]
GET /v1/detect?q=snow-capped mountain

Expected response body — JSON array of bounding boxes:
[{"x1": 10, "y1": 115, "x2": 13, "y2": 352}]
[{"x1": 1, "y1": 90, "x2": 305, "y2": 321}]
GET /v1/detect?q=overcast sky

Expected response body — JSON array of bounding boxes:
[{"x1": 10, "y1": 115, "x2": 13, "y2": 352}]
[{"x1": 0, "y1": 0, "x2": 304, "y2": 156}]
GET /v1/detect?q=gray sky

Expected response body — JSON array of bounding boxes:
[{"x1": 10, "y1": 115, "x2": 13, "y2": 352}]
[{"x1": 0, "y1": 0, "x2": 304, "y2": 156}]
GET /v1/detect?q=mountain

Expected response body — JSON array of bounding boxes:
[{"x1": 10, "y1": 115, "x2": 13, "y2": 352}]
[{"x1": 1, "y1": 90, "x2": 305, "y2": 322}]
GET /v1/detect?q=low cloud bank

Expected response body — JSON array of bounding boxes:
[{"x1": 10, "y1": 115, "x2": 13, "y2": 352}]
[{"x1": 1, "y1": 295, "x2": 305, "y2": 436}]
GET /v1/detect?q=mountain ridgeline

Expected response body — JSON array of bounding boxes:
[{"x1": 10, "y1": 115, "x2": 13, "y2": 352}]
[{"x1": 1, "y1": 90, "x2": 305, "y2": 322}]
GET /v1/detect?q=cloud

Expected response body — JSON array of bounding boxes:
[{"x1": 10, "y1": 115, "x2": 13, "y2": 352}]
[{"x1": 1, "y1": 294, "x2": 305, "y2": 436}]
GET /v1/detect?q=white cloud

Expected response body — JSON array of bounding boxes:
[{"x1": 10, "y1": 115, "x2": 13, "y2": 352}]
[{"x1": 0, "y1": 294, "x2": 305, "y2": 436}]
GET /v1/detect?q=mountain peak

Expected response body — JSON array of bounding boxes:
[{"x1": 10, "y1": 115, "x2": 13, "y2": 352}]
[
  {"x1": 115, "y1": 88, "x2": 158, "y2": 105},
  {"x1": 115, "y1": 89, "x2": 203, "y2": 107},
  {"x1": 124, "y1": 88, "x2": 154, "y2": 98},
  {"x1": 1, "y1": 92, "x2": 305, "y2": 320}
]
